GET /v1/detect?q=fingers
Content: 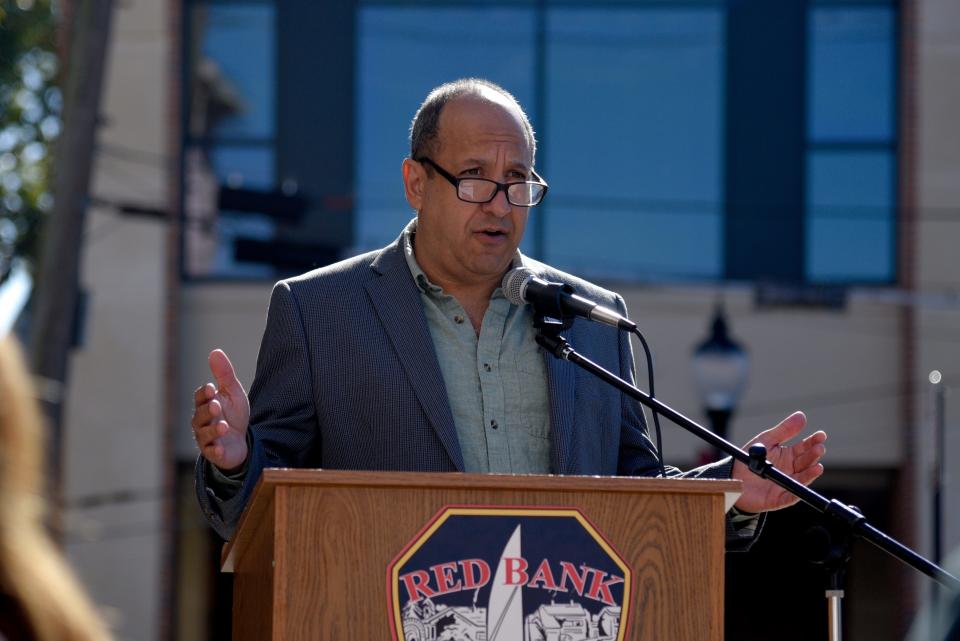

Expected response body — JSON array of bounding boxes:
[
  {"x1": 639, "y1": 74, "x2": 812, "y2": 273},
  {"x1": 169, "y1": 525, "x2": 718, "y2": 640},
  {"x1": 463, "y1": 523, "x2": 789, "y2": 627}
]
[
  {"x1": 737, "y1": 416, "x2": 827, "y2": 513},
  {"x1": 766, "y1": 411, "x2": 807, "y2": 444},
  {"x1": 193, "y1": 382, "x2": 216, "y2": 410},
  {"x1": 192, "y1": 397, "x2": 222, "y2": 429},
  {"x1": 192, "y1": 351, "x2": 249, "y2": 471},
  {"x1": 746, "y1": 411, "x2": 806, "y2": 451},
  {"x1": 192, "y1": 395, "x2": 226, "y2": 444},
  {"x1": 193, "y1": 414, "x2": 248, "y2": 472},
  {"x1": 792, "y1": 441, "x2": 826, "y2": 472},
  {"x1": 192, "y1": 392, "x2": 228, "y2": 458},
  {"x1": 192, "y1": 384, "x2": 217, "y2": 430},
  {"x1": 794, "y1": 462, "x2": 824, "y2": 487},
  {"x1": 193, "y1": 415, "x2": 235, "y2": 468},
  {"x1": 209, "y1": 349, "x2": 242, "y2": 395},
  {"x1": 198, "y1": 427, "x2": 230, "y2": 466},
  {"x1": 194, "y1": 418, "x2": 229, "y2": 449},
  {"x1": 768, "y1": 462, "x2": 824, "y2": 510}
]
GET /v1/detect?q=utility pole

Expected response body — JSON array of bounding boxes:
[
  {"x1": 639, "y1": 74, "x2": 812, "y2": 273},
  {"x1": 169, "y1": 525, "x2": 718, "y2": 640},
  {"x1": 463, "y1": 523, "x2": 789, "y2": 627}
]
[{"x1": 30, "y1": 0, "x2": 115, "y2": 500}]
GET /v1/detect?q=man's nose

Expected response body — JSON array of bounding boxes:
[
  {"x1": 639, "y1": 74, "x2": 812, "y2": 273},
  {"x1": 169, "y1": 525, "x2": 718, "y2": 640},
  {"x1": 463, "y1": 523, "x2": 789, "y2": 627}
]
[{"x1": 483, "y1": 186, "x2": 512, "y2": 217}]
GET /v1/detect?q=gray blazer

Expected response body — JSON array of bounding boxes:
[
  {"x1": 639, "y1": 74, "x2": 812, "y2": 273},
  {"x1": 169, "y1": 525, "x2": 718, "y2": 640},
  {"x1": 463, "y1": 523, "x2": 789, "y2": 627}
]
[{"x1": 196, "y1": 233, "x2": 750, "y2": 542}]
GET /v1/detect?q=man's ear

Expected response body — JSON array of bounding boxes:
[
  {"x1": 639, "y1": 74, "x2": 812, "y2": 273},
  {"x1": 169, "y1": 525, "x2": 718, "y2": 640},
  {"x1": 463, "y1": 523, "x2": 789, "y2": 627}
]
[{"x1": 402, "y1": 158, "x2": 425, "y2": 210}]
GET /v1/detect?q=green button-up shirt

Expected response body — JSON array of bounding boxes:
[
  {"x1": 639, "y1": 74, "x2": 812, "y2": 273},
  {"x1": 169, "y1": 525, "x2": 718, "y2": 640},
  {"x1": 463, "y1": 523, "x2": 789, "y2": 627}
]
[{"x1": 402, "y1": 223, "x2": 552, "y2": 474}]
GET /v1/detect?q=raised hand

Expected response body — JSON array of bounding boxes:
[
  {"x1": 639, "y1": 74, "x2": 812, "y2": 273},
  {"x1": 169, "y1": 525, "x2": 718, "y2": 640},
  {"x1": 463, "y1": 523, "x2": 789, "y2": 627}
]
[
  {"x1": 731, "y1": 411, "x2": 827, "y2": 514},
  {"x1": 191, "y1": 349, "x2": 251, "y2": 473}
]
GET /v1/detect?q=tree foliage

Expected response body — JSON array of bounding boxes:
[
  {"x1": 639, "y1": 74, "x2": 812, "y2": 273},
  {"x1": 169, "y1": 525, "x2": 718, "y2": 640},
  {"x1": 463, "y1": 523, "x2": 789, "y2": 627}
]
[{"x1": 0, "y1": 0, "x2": 58, "y2": 282}]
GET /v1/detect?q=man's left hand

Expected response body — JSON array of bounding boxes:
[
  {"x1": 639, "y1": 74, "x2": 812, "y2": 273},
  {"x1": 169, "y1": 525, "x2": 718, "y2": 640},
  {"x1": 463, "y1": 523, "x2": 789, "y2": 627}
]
[{"x1": 732, "y1": 411, "x2": 827, "y2": 514}]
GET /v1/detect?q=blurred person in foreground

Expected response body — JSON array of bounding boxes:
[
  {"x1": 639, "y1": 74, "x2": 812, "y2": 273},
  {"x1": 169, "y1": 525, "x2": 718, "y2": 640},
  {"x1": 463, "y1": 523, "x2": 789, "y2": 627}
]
[
  {"x1": 192, "y1": 78, "x2": 828, "y2": 542},
  {"x1": 0, "y1": 337, "x2": 113, "y2": 641}
]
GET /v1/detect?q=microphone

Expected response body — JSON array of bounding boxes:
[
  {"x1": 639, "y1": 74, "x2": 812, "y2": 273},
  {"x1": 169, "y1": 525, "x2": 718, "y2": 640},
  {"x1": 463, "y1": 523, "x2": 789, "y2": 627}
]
[{"x1": 501, "y1": 267, "x2": 637, "y2": 331}]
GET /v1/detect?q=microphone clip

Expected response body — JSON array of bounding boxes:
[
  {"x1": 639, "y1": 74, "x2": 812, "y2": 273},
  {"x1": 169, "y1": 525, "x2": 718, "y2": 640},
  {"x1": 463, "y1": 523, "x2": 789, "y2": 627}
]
[
  {"x1": 533, "y1": 283, "x2": 576, "y2": 329},
  {"x1": 531, "y1": 282, "x2": 577, "y2": 336},
  {"x1": 533, "y1": 312, "x2": 573, "y2": 335}
]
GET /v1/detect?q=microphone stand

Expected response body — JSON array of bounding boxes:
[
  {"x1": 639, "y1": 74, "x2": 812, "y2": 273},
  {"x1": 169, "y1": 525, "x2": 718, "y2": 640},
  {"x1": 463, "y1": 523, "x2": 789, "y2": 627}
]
[
  {"x1": 805, "y1": 523, "x2": 856, "y2": 641},
  {"x1": 532, "y1": 315, "x2": 960, "y2": 593}
]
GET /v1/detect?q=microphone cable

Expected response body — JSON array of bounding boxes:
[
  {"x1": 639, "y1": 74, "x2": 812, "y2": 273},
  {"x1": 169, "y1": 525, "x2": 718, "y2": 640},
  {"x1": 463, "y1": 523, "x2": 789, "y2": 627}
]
[
  {"x1": 630, "y1": 327, "x2": 668, "y2": 479},
  {"x1": 504, "y1": 267, "x2": 668, "y2": 476}
]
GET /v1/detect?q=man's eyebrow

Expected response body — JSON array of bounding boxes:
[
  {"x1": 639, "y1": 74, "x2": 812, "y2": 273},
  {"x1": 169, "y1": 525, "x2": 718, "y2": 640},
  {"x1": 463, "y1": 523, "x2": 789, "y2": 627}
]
[
  {"x1": 460, "y1": 158, "x2": 532, "y2": 174},
  {"x1": 460, "y1": 157, "x2": 488, "y2": 169}
]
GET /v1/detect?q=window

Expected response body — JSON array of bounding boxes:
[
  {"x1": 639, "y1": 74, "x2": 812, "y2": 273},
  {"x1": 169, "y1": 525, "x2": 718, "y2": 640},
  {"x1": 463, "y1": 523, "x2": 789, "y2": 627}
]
[
  {"x1": 805, "y1": 5, "x2": 897, "y2": 283},
  {"x1": 183, "y1": 1, "x2": 278, "y2": 279},
  {"x1": 183, "y1": 0, "x2": 900, "y2": 285},
  {"x1": 354, "y1": 2, "x2": 725, "y2": 281},
  {"x1": 354, "y1": 6, "x2": 537, "y2": 254},
  {"x1": 543, "y1": 8, "x2": 724, "y2": 280}
]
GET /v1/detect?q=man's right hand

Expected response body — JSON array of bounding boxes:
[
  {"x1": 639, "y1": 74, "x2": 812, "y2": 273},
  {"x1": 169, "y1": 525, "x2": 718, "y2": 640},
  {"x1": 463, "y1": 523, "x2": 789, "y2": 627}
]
[{"x1": 192, "y1": 349, "x2": 251, "y2": 474}]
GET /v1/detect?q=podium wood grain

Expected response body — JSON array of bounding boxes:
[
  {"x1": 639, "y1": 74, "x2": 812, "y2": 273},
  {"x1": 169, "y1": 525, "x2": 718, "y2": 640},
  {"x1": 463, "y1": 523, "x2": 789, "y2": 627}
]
[{"x1": 223, "y1": 470, "x2": 738, "y2": 641}]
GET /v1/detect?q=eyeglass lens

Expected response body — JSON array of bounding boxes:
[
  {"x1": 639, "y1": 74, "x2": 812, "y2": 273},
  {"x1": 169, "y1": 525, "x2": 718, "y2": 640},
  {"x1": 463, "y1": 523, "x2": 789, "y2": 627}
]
[{"x1": 458, "y1": 179, "x2": 544, "y2": 206}]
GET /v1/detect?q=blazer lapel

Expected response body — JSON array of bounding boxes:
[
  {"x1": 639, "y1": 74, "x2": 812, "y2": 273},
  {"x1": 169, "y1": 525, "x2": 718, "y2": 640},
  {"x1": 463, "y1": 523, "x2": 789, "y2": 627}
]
[
  {"x1": 366, "y1": 243, "x2": 465, "y2": 471},
  {"x1": 545, "y1": 341, "x2": 577, "y2": 474}
]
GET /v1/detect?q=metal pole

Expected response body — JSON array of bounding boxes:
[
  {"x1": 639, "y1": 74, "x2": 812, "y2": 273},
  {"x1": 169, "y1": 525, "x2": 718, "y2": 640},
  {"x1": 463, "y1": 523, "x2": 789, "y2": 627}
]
[
  {"x1": 826, "y1": 589, "x2": 843, "y2": 641},
  {"x1": 930, "y1": 370, "x2": 945, "y2": 627},
  {"x1": 932, "y1": 371, "x2": 944, "y2": 566}
]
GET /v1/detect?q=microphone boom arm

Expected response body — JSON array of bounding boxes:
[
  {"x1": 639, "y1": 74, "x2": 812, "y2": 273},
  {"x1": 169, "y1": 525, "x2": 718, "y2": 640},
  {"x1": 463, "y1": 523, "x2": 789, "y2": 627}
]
[{"x1": 534, "y1": 329, "x2": 960, "y2": 592}]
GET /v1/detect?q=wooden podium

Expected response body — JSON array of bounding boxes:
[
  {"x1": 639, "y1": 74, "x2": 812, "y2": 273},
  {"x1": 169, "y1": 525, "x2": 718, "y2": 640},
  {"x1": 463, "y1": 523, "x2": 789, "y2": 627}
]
[{"x1": 222, "y1": 469, "x2": 740, "y2": 641}]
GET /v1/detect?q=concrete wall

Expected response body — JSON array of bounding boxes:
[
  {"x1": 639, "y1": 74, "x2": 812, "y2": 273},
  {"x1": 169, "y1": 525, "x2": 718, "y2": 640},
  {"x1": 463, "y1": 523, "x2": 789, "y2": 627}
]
[
  {"x1": 613, "y1": 285, "x2": 905, "y2": 467},
  {"x1": 911, "y1": 0, "x2": 960, "y2": 593},
  {"x1": 176, "y1": 283, "x2": 273, "y2": 460},
  {"x1": 61, "y1": 1, "x2": 171, "y2": 639}
]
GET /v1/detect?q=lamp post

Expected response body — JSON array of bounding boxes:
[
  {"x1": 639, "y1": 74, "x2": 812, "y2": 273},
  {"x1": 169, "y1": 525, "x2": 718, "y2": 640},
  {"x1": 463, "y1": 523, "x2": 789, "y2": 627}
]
[
  {"x1": 929, "y1": 369, "x2": 945, "y2": 623},
  {"x1": 692, "y1": 305, "x2": 749, "y2": 459}
]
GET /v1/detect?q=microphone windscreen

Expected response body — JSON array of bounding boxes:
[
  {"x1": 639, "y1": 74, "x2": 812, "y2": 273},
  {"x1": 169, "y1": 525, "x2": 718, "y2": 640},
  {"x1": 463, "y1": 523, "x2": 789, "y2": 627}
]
[{"x1": 501, "y1": 267, "x2": 533, "y2": 306}]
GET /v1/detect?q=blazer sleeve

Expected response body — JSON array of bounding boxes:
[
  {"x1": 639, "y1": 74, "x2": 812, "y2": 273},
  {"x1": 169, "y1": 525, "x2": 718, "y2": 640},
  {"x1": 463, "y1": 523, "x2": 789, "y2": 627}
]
[{"x1": 195, "y1": 280, "x2": 319, "y2": 540}]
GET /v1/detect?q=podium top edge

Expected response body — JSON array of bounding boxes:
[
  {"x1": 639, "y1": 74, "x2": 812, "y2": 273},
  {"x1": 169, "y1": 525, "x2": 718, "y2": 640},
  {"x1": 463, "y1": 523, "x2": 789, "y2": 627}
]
[
  {"x1": 257, "y1": 468, "x2": 741, "y2": 495},
  {"x1": 222, "y1": 470, "x2": 742, "y2": 571}
]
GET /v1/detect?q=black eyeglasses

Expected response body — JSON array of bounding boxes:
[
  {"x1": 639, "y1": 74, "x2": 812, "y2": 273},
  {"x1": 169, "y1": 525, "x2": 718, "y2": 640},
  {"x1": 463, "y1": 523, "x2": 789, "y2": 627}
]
[{"x1": 416, "y1": 157, "x2": 548, "y2": 208}]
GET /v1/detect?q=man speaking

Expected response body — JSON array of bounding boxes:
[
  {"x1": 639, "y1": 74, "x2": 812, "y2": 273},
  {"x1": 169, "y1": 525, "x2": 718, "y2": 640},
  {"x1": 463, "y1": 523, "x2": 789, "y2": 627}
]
[{"x1": 191, "y1": 78, "x2": 827, "y2": 541}]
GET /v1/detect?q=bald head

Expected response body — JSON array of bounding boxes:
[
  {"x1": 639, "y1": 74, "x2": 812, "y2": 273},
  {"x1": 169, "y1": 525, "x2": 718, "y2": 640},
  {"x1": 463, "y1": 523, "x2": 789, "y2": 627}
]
[{"x1": 409, "y1": 78, "x2": 537, "y2": 164}]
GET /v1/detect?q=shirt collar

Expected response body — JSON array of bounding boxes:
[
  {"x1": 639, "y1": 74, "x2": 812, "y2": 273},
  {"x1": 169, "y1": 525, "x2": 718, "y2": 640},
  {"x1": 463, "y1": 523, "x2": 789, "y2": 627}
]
[{"x1": 401, "y1": 218, "x2": 526, "y2": 298}]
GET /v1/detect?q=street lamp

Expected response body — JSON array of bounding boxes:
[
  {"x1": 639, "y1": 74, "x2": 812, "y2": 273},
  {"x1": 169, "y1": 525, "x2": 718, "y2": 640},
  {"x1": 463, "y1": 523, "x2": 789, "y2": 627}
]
[{"x1": 692, "y1": 304, "x2": 749, "y2": 456}]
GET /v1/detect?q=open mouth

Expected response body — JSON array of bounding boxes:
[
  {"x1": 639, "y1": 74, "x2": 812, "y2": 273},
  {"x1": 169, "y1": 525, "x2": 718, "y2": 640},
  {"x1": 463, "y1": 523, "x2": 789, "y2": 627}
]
[{"x1": 479, "y1": 229, "x2": 507, "y2": 237}]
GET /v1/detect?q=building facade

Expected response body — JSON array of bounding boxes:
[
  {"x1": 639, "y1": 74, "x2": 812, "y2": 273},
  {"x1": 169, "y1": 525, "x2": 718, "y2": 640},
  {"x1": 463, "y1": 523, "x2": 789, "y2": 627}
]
[{"x1": 59, "y1": 1, "x2": 960, "y2": 639}]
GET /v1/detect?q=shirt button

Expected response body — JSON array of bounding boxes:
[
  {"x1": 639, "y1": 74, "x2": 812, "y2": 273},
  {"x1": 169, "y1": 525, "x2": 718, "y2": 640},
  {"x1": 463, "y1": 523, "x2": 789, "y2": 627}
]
[
  {"x1": 490, "y1": 419, "x2": 499, "y2": 430},
  {"x1": 483, "y1": 363, "x2": 491, "y2": 372},
  {"x1": 454, "y1": 315, "x2": 464, "y2": 324}
]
